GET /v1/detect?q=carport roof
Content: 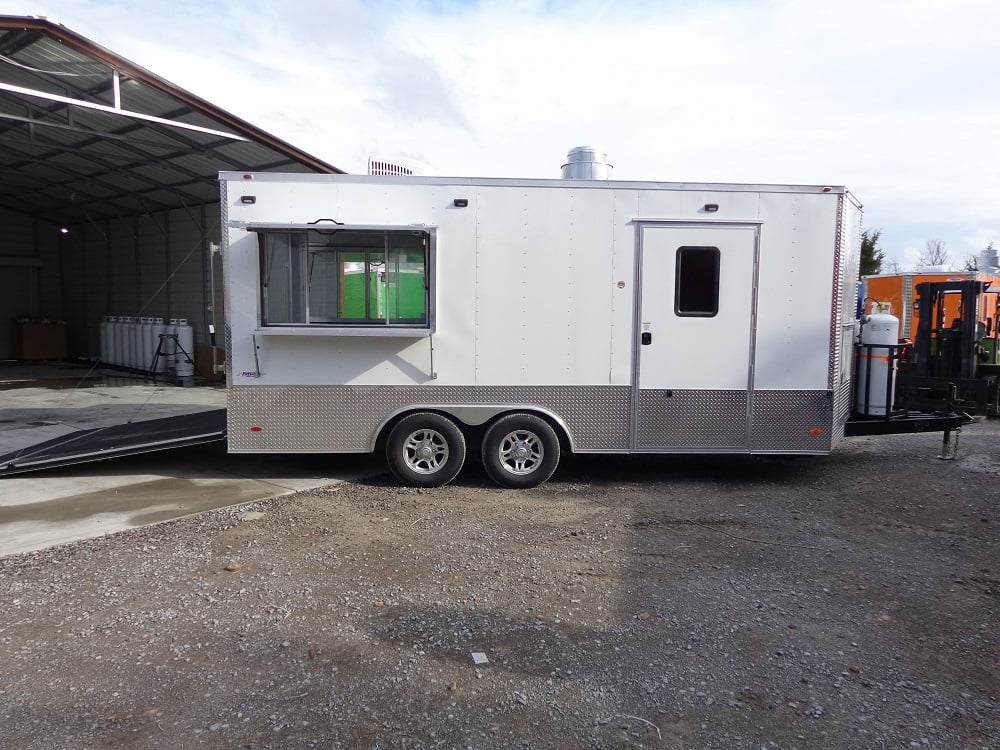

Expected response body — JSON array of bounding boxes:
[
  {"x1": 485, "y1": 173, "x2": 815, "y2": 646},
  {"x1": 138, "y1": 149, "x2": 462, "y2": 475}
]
[{"x1": 0, "y1": 15, "x2": 344, "y2": 227}]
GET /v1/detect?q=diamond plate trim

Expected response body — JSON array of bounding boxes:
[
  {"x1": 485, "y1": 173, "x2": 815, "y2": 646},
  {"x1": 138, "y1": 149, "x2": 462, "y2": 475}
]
[
  {"x1": 831, "y1": 379, "x2": 852, "y2": 446},
  {"x1": 229, "y1": 385, "x2": 845, "y2": 454},
  {"x1": 228, "y1": 385, "x2": 631, "y2": 452},
  {"x1": 751, "y1": 390, "x2": 834, "y2": 452},
  {"x1": 829, "y1": 194, "x2": 846, "y2": 389},
  {"x1": 220, "y1": 180, "x2": 233, "y2": 379},
  {"x1": 636, "y1": 390, "x2": 747, "y2": 448}
]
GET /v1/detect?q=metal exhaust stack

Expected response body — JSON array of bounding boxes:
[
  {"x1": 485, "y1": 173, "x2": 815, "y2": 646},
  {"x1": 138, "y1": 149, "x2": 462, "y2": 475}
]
[
  {"x1": 979, "y1": 244, "x2": 999, "y2": 273},
  {"x1": 560, "y1": 146, "x2": 613, "y2": 180}
]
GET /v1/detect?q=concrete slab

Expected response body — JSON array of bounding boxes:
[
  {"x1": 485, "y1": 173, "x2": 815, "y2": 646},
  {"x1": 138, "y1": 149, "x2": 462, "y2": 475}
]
[
  {"x1": 0, "y1": 362, "x2": 380, "y2": 557},
  {"x1": 0, "y1": 363, "x2": 225, "y2": 456}
]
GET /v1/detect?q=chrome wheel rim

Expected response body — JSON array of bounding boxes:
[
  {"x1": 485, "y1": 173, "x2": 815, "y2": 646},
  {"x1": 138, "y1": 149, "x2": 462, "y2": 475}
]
[
  {"x1": 496, "y1": 430, "x2": 544, "y2": 475},
  {"x1": 402, "y1": 429, "x2": 449, "y2": 474}
]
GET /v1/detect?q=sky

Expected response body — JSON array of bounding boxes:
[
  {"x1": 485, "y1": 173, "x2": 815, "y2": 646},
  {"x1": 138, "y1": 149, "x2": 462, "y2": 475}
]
[{"x1": 7, "y1": 0, "x2": 999, "y2": 270}]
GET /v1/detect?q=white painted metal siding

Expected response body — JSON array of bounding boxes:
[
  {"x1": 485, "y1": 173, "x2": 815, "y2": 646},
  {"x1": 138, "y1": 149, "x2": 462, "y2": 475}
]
[
  {"x1": 472, "y1": 186, "x2": 616, "y2": 385},
  {"x1": 752, "y1": 192, "x2": 839, "y2": 390},
  {"x1": 224, "y1": 174, "x2": 848, "y2": 406}
]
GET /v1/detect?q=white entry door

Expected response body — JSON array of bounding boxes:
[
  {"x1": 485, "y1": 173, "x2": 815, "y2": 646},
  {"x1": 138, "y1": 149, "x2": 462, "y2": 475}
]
[{"x1": 635, "y1": 223, "x2": 758, "y2": 449}]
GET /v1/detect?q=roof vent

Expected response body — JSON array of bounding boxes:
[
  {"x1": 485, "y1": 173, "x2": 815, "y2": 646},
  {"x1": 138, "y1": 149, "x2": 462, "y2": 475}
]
[
  {"x1": 560, "y1": 146, "x2": 613, "y2": 180},
  {"x1": 368, "y1": 155, "x2": 433, "y2": 176},
  {"x1": 979, "y1": 244, "x2": 999, "y2": 273}
]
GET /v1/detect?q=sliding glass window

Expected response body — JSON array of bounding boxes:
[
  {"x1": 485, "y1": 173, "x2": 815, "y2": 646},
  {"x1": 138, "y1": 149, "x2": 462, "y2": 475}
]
[{"x1": 257, "y1": 229, "x2": 430, "y2": 328}]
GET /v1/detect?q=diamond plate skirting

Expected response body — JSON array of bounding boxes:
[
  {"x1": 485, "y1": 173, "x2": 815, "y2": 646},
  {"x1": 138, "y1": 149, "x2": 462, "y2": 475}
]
[
  {"x1": 228, "y1": 385, "x2": 841, "y2": 454},
  {"x1": 750, "y1": 390, "x2": 835, "y2": 452},
  {"x1": 636, "y1": 389, "x2": 747, "y2": 448},
  {"x1": 228, "y1": 385, "x2": 632, "y2": 452}
]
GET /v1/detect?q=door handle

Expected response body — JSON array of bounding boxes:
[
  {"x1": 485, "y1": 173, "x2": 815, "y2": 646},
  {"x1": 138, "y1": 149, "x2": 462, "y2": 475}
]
[{"x1": 641, "y1": 332, "x2": 652, "y2": 346}]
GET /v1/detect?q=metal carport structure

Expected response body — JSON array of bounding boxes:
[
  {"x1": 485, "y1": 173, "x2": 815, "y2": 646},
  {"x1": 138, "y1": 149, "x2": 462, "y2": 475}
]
[{"x1": 0, "y1": 14, "x2": 343, "y2": 362}]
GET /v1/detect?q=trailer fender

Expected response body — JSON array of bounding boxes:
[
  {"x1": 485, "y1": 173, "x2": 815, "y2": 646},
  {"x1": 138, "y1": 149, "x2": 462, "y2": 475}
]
[{"x1": 370, "y1": 404, "x2": 575, "y2": 452}]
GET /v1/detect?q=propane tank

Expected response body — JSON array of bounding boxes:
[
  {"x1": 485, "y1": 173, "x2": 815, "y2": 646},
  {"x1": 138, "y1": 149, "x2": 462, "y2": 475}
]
[
  {"x1": 128, "y1": 316, "x2": 142, "y2": 369},
  {"x1": 125, "y1": 315, "x2": 139, "y2": 368},
  {"x1": 165, "y1": 319, "x2": 179, "y2": 375},
  {"x1": 855, "y1": 310, "x2": 900, "y2": 416},
  {"x1": 122, "y1": 316, "x2": 134, "y2": 367},
  {"x1": 119, "y1": 316, "x2": 131, "y2": 368},
  {"x1": 110, "y1": 316, "x2": 123, "y2": 366},
  {"x1": 174, "y1": 318, "x2": 195, "y2": 378},
  {"x1": 150, "y1": 317, "x2": 168, "y2": 374},
  {"x1": 99, "y1": 316, "x2": 111, "y2": 364},
  {"x1": 139, "y1": 317, "x2": 154, "y2": 371}
]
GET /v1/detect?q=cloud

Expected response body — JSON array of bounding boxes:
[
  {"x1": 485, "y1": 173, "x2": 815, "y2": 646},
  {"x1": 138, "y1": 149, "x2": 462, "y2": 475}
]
[{"x1": 369, "y1": 49, "x2": 470, "y2": 130}]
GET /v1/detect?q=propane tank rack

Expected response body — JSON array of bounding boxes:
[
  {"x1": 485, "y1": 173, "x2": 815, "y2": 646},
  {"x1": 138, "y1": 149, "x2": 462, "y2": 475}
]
[
  {"x1": 147, "y1": 332, "x2": 195, "y2": 382},
  {"x1": 846, "y1": 340, "x2": 971, "y2": 437}
]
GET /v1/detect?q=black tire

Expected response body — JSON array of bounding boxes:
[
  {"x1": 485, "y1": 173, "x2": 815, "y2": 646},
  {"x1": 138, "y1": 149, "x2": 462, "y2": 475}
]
[
  {"x1": 481, "y1": 413, "x2": 561, "y2": 489},
  {"x1": 386, "y1": 412, "x2": 467, "y2": 487}
]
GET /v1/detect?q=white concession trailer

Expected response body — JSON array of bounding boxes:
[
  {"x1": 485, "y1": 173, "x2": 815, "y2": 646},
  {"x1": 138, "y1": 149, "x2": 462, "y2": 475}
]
[{"x1": 221, "y1": 168, "x2": 868, "y2": 488}]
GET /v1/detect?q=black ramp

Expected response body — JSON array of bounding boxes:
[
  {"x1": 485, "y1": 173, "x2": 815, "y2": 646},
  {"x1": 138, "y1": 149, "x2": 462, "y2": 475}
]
[{"x1": 0, "y1": 408, "x2": 227, "y2": 476}]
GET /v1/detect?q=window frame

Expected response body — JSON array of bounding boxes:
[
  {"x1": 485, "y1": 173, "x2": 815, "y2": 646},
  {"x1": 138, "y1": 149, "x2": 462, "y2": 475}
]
[
  {"x1": 251, "y1": 225, "x2": 435, "y2": 333},
  {"x1": 674, "y1": 245, "x2": 721, "y2": 318}
]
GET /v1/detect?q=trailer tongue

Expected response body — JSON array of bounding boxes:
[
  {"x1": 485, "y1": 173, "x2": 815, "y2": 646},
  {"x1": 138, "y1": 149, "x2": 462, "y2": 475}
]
[
  {"x1": 0, "y1": 409, "x2": 226, "y2": 476},
  {"x1": 844, "y1": 410, "x2": 970, "y2": 437}
]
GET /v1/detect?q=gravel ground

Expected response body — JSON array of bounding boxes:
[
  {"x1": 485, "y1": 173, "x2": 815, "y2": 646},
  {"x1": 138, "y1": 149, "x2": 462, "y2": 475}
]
[{"x1": 1, "y1": 422, "x2": 997, "y2": 749}]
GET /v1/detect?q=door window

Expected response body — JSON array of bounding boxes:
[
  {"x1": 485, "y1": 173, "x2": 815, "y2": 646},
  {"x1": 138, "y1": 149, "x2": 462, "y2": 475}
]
[{"x1": 674, "y1": 246, "x2": 720, "y2": 317}]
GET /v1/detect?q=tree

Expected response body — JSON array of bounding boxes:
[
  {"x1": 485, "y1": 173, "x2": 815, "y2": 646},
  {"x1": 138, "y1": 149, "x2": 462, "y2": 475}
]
[
  {"x1": 963, "y1": 253, "x2": 979, "y2": 272},
  {"x1": 919, "y1": 238, "x2": 950, "y2": 268},
  {"x1": 859, "y1": 229, "x2": 884, "y2": 275}
]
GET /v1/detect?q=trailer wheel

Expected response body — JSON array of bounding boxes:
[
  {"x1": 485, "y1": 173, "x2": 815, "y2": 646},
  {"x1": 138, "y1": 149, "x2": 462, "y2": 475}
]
[
  {"x1": 386, "y1": 413, "x2": 467, "y2": 487},
  {"x1": 481, "y1": 413, "x2": 561, "y2": 489}
]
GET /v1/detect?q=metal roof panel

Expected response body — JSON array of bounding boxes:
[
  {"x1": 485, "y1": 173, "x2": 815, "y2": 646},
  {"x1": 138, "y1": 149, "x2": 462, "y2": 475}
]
[{"x1": 0, "y1": 15, "x2": 343, "y2": 225}]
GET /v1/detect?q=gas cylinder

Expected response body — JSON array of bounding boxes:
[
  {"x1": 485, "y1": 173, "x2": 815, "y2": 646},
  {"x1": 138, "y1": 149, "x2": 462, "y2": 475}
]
[
  {"x1": 165, "y1": 319, "x2": 179, "y2": 375},
  {"x1": 139, "y1": 318, "x2": 154, "y2": 371},
  {"x1": 99, "y1": 316, "x2": 111, "y2": 364},
  {"x1": 122, "y1": 316, "x2": 136, "y2": 368},
  {"x1": 110, "y1": 316, "x2": 123, "y2": 366},
  {"x1": 855, "y1": 311, "x2": 900, "y2": 416},
  {"x1": 174, "y1": 318, "x2": 195, "y2": 377},
  {"x1": 128, "y1": 317, "x2": 141, "y2": 369},
  {"x1": 150, "y1": 318, "x2": 168, "y2": 374}
]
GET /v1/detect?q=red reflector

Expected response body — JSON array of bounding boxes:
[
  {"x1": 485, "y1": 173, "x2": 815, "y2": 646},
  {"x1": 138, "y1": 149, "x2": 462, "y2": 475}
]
[
  {"x1": 249, "y1": 426, "x2": 263, "y2": 432},
  {"x1": 810, "y1": 428, "x2": 824, "y2": 435},
  {"x1": 243, "y1": 173, "x2": 253, "y2": 179}
]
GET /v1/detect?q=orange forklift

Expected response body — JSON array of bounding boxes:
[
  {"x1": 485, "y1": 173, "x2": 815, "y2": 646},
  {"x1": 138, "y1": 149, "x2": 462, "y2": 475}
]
[{"x1": 895, "y1": 278, "x2": 1000, "y2": 415}]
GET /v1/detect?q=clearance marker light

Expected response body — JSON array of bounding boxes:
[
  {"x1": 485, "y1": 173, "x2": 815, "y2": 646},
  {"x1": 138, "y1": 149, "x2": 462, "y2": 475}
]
[
  {"x1": 249, "y1": 426, "x2": 263, "y2": 432},
  {"x1": 809, "y1": 429, "x2": 824, "y2": 435}
]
